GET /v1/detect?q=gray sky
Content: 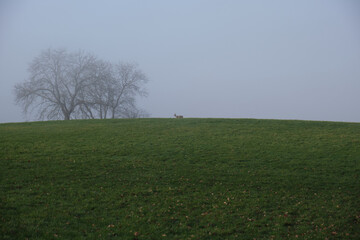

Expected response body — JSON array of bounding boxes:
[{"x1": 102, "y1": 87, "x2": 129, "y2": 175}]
[{"x1": 1, "y1": 0, "x2": 359, "y2": 123}]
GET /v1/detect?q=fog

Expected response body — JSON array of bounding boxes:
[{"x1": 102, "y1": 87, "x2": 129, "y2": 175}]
[{"x1": 1, "y1": 0, "x2": 359, "y2": 123}]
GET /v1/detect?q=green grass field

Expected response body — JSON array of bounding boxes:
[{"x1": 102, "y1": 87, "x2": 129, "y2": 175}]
[{"x1": 1, "y1": 118, "x2": 359, "y2": 239}]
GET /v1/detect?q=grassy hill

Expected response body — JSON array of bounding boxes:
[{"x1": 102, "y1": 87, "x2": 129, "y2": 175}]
[{"x1": 1, "y1": 118, "x2": 359, "y2": 239}]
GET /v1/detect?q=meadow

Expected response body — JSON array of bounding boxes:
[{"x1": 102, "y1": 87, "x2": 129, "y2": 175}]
[{"x1": 1, "y1": 118, "x2": 359, "y2": 239}]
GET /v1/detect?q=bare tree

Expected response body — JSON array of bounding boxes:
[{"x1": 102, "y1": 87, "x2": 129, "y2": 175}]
[
  {"x1": 14, "y1": 49, "x2": 96, "y2": 120},
  {"x1": 77, "y1": 62, "x2": 149, "y2": 119},
  {"x1": 109, "y1": 62, "x2": 148, "y2": 118},
  {"x1": 76, "y1": 60, "x2": 114, "y2": 119},
  {"x1": 15, "y1": 48, "x2": 149, "y2": 120}
]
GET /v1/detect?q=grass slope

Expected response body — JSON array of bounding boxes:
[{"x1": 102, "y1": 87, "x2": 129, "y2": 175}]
[{"x1": 1, "y1": 118, "x2": 359, "y2": 239}]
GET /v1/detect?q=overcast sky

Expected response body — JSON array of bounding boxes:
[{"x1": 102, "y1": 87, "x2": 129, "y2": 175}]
[{"x1": 1, "y1": 0, "x2": 359, "y2": 123}]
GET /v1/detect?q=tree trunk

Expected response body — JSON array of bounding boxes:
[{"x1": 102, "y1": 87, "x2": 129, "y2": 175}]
[{"x1": 111, "y1": 107, "x2": 115, "y2": 119}]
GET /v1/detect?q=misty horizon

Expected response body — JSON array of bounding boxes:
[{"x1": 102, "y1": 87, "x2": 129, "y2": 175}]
[{"x1": 1, "y1": 0, "x2": 360, "y2": 123}]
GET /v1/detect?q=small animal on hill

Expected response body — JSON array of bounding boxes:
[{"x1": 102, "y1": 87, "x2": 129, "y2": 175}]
[{"x1": 174, "y1": 113, "x2": 183, "y2": 119}]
